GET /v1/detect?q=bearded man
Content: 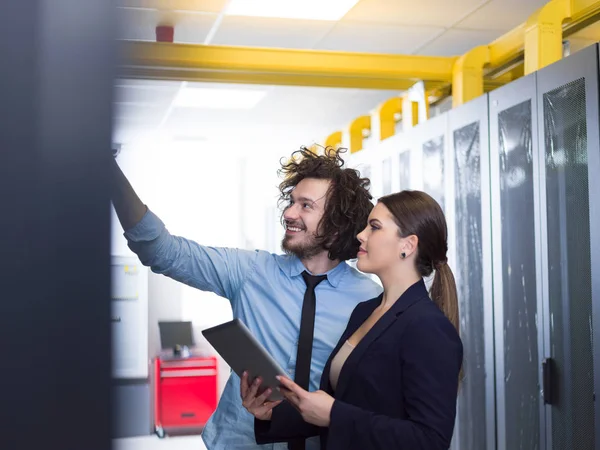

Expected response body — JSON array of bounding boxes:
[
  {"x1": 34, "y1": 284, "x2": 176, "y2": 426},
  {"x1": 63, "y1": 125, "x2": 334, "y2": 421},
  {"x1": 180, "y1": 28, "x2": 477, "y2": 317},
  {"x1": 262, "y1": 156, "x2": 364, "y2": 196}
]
[{"x1": 110, "y1": 146, "x2": 382, "y2": 450}]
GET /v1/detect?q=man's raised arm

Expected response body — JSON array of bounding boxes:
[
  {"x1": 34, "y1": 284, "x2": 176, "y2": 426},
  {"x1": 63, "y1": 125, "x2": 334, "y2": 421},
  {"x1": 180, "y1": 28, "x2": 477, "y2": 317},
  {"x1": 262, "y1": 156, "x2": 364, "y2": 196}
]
[{"x1": 110, "y1": 157, "x2": 147, "y2": 231}]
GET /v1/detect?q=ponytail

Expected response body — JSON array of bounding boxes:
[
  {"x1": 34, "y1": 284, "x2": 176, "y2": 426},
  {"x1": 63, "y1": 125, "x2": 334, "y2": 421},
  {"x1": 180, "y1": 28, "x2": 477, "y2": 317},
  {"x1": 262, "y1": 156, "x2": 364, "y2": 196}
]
[
  {"x1": 430, "y1": 262, "x2": 459, "y2": 334},
  {"x1": 431, "y1": 262, "x2": 463, "y2": 385}
]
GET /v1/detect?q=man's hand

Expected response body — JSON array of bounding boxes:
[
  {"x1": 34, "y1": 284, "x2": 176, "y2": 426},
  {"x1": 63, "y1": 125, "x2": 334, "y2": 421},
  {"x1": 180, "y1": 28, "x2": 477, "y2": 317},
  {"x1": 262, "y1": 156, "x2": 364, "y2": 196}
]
[
  {"x1": 277, "y1": 376, "x2": 334, "y2": 427},
  {"x1": 240, "y1": 371, "x2": 282, "y2": 421}
]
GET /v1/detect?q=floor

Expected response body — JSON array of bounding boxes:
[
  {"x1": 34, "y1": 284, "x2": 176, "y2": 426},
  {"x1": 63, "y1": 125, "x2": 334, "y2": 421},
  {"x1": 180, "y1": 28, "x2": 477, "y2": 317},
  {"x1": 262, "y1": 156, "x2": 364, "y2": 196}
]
[{"x1": 113, "y1": 435, "x2": 207, "y2": 450}]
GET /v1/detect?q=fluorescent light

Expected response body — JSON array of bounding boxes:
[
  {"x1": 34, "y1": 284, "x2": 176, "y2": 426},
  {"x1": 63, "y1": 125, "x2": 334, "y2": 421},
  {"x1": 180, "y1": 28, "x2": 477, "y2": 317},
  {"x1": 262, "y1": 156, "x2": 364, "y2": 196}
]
[
  {"x1": 226, "y1": 0, "x2": 359, "y2": 21},
  {"x1": 173, "y1": 87, "x2": 267, "y2": 109}
]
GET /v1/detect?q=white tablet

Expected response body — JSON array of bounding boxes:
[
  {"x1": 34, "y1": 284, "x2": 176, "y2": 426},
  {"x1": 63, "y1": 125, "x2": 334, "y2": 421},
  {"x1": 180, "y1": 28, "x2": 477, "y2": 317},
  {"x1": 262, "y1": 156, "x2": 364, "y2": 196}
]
[{"x1": 202, "y1": 319, "x2": 288, "y2": 401}]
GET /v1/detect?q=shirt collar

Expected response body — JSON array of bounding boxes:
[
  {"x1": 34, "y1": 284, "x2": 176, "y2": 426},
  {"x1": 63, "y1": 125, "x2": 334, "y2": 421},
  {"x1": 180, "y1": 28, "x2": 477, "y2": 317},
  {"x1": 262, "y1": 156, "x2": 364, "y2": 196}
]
[{"x1": 277, "y1": 254, "x2": 348, "y2": 288}]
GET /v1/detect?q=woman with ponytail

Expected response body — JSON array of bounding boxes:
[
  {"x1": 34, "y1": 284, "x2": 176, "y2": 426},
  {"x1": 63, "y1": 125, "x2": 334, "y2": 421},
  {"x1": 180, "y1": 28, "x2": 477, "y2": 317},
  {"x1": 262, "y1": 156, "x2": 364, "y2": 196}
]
[{"x1": 242, "y1": 190, "x2": 463, "y2": 450}]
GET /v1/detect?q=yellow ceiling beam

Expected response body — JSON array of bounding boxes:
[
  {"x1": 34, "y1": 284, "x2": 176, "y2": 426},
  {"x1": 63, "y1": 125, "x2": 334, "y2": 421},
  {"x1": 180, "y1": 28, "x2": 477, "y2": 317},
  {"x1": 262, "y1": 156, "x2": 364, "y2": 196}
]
[
  {"x1": 454, "y1": 0, "x2": 600, "y2": 103},
  {"x1": 121, "y1": 67, "x2": 428, "y2": 90},
  {"x1": 524, "y1": 0, "x2": 573, "y2": 74},
  {"x1": 348, "y1": 115, "x2": 371, "y2": 153},
  {"x1": 487, "y1": 65, "x2": 524, "y2": 85},
  {"x1": 401, "y1": 95, "x2": 419, "y2": 131},
  {"x1": 307, "y1": 144, "x2": 320, "y2": 155},
  {"x1": 406, "y1": 81, "x2": 430, "y2": 127},
  {"x1": 119, "y1": 41, "x2": 457, "y2": 90},
  {"x1": 322, "y1": 0, "x2": 600, "y2": 149},
  {"x1": 570, "y1": 0, "x2": 600, "y2": 23},
  {"x1": 487, "y1": 0, "x2": 600, "y2": 72},
  {"x1": 377, "y1": 97, "x2": 402, "y2": 141},
  {"x1": 324, "y1": 131, "x2": 343, "y2": 150},
  {"x1": 117, "y1": 1, "x2": 600, "y2": 93},
  {"x1": 488, "y1": 23, "x2": 526, "y2": 69},
  {"x1": 372, "y1": 81, "x2": 431, "y2": 141},
  {"x1": 453, "y1": 46, "x2": 491, "y2": 107}
]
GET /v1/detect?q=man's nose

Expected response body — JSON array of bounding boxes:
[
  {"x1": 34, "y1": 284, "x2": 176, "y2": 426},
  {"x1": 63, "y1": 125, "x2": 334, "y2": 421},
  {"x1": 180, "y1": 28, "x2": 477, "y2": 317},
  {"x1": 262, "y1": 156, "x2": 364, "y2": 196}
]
[{"x1": 283, "y1": 204, "x2": 300, "y2": 220}]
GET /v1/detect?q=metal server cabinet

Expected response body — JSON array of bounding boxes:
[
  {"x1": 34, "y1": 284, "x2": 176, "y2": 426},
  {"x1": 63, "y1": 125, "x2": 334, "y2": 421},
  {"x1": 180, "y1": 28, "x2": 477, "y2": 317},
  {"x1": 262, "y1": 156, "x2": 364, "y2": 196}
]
[
  {"x1": 0, "y1": 1, "x2": 115, "y2": 449},
  {"x1": 489, "y1": 73, "x2": 543, "y2": 450},
  {"x1": 398, "y1": 146, "x2": 412, "y2": 192},
  {"x1": 490, "y1": 42, "x2": 600, "y2": 450},
  {"x1": 447, "y1": 94, "x2": 495, "y2": 450},
  {"x1": 415, "y1": 112, "x2": 449, "y2": 213},
  {"x1": 408, "y1": 110, "x2": 461, "y2": 446},
  {"x1": 535, "y1": 43, "x2": 600, "y2": 450}
]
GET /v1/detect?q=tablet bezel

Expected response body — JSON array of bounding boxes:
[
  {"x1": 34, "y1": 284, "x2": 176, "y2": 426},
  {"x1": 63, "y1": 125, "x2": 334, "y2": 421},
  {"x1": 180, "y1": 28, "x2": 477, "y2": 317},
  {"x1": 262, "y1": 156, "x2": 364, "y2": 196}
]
[{"x1": 202, "y1": 318, "x2": 288, "y2": 401}]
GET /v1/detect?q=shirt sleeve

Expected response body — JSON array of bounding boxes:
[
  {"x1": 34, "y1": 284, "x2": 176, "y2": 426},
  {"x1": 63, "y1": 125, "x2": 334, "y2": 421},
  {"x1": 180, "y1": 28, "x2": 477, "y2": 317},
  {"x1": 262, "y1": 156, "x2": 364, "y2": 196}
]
[{"x1": 124, "y1": 208, "x2": 259, "y2": 301}]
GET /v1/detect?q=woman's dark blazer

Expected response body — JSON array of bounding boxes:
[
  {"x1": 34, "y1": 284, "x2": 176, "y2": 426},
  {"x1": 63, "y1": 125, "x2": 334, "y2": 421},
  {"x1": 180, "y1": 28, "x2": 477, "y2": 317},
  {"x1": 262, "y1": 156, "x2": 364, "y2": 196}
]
[{"x1": 255, "y1": 278, "x2": 463, "y2": 450}]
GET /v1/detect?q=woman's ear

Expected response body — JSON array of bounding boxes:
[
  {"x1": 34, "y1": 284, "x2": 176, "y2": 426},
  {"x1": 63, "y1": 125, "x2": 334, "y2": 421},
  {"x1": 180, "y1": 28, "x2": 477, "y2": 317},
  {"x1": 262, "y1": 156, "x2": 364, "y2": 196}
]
[{"x1": 401, "y1": 235, "x2": 419, "y2": 258}]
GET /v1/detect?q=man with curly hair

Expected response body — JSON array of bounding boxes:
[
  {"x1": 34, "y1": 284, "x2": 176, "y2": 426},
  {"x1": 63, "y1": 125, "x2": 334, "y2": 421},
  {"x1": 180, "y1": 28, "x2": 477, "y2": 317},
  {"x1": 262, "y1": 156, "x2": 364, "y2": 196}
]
[{"x1": 110, "y1": 146, "x2": 382, "y2": 450}]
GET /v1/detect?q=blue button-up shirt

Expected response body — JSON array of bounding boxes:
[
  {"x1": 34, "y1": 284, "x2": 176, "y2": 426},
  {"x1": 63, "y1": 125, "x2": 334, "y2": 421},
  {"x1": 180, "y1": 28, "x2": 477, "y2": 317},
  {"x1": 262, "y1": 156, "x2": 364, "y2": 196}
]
[{"x1": 124, "y1": 209, "x2": 382, "y2": 449}]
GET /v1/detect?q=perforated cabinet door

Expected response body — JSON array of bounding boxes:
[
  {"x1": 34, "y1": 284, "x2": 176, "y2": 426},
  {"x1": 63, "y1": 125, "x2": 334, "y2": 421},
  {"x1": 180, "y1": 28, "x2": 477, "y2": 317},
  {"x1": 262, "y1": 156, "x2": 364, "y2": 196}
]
[
  {"x1": 536, "y1": 43, "x2": 600, "y2": 450},
  {"x1": 489, "y1": 74, "x2": 543, "y2": 450},
  {"x1": 448, "y1": 94, "x2": 494, "y2": 450}
]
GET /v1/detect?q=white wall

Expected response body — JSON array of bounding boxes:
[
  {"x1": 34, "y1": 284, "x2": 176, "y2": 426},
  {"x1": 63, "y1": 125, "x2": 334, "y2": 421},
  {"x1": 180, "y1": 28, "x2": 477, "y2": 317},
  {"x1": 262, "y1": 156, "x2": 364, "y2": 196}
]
[
  {"x1": 111, "y1": 135, "x2": 315, "y2": 401},
  {"x1": 239, "y1": 151, "x2": 286, "y2": 254},
  {"x1": 147, "y1": 273, "x2": 183, "y2": 361},
  {"x1": 112, "y1": 137, "x2": 245, "y2": 396}
]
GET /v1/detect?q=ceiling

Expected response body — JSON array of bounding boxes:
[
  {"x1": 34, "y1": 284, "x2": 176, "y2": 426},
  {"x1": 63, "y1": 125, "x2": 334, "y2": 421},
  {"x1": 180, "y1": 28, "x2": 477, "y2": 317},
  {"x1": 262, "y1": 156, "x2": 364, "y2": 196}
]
[
  {"x1": 112, "y1": 0, "x2": 574, "y2": 149},
  {"x1": 116, "y1": 0, "x2": 550, "y2": 55},
  {"x1": 113, "y1": 79, "x2": 403, "y2": 147}
]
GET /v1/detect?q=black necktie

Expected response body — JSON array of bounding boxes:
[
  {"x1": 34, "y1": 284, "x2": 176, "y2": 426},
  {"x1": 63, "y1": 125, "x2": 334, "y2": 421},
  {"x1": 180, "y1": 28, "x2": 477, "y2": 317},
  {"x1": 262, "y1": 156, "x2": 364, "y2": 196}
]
[{"x1": 288, "y1": 271, "x2": 327, "y2": 450}]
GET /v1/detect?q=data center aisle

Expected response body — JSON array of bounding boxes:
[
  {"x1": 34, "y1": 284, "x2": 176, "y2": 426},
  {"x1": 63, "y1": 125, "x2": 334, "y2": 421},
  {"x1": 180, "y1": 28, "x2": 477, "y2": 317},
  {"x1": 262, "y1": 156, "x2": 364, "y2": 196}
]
[{"x1": 113, "y1": 435, "x2": 206, "y2": 450}]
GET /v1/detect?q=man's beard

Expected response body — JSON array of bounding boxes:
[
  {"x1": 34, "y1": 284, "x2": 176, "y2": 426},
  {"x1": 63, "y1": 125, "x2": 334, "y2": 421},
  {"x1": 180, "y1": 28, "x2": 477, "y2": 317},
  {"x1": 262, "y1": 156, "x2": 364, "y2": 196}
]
[{"x1": 281, "y1": 233, "x2": 324, "y2": 259}]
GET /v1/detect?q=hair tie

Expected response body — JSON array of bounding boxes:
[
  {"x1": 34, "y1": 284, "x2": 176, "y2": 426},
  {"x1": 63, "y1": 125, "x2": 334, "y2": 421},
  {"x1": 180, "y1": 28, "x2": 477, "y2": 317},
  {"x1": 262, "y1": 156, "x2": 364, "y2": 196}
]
[{"x1": 434, "y1": 258, "x2": 447, "y2": 271}]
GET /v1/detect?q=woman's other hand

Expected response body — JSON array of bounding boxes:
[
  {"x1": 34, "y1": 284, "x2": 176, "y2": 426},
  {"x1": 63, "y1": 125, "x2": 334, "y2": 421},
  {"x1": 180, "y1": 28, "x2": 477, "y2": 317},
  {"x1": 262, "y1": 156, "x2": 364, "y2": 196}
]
[{"x1": 277, "y1": 376, "x2": 334, "y2": 427}]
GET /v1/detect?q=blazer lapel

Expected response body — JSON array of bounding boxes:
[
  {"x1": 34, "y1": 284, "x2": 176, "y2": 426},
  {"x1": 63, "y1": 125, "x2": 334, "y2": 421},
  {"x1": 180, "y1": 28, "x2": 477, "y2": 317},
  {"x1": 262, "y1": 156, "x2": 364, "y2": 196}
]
[{"x1": 335, "y1": 279, "x2": 429, "y2": 398}]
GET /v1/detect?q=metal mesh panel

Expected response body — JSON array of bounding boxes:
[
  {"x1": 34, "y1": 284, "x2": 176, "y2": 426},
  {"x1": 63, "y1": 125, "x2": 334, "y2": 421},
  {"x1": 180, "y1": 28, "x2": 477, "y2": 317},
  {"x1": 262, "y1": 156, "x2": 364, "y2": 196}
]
[
  {"x1": 543, "y1": 77, "x2": 595, "y2": 449},
  {"x1": 423, "y1": 136, "x2": 445, "y2": 210},
  {"x1": 398, "y1": 151, "x2": 410, "y2": 190},
  {"x1": 498, "y1": 100, "x2": 540, "y2": 450},
  {"x1": 453, "y1": 121, "x2": 486, "y2": 450}
]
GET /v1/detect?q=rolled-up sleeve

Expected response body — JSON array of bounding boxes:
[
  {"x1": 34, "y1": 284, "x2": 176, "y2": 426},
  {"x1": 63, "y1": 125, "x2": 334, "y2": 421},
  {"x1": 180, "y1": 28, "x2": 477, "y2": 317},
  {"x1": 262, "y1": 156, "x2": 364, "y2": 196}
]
[{"x1": 124, "y1": 208, "x2": 259, "y2": 301}]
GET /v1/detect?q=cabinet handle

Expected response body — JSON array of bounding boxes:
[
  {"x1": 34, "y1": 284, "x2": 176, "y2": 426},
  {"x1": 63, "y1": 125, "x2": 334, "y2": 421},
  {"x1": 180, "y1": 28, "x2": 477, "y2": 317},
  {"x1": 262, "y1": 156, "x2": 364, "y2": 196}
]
[
  {"x1": 111, "y1": 316, "x2": 121, "y2": 323},
  {"x1": 161, "y1": 369, "x2": 217, "y2": 378},
  {"x1": 542, "y1": 358, "x2": 554, "y2": 405},
  {"x1": 161, "y1": 360, "x2": 215, "y2": 369}
]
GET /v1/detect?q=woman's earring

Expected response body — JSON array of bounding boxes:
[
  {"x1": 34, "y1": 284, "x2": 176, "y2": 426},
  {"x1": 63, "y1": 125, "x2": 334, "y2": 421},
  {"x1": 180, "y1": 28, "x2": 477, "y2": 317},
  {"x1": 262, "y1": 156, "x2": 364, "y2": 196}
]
[{"x1": 401, "y1": 252, "x2": 406, "y2": 259}]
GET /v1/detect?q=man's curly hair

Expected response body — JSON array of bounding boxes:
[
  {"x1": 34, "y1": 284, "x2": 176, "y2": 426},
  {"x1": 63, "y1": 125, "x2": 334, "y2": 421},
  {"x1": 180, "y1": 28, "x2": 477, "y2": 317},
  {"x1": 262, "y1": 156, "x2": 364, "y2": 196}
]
[{"x1": 278, "y1": 146, "x2": 373, "y2": 261}]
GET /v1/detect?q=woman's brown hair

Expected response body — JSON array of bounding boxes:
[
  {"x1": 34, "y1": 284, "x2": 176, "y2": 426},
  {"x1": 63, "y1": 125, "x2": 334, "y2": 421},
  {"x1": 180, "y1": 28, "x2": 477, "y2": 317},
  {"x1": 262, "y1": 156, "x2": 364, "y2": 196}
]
[{"x1": 378, "y1": 190, "x2": 459, "y2": 334}]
